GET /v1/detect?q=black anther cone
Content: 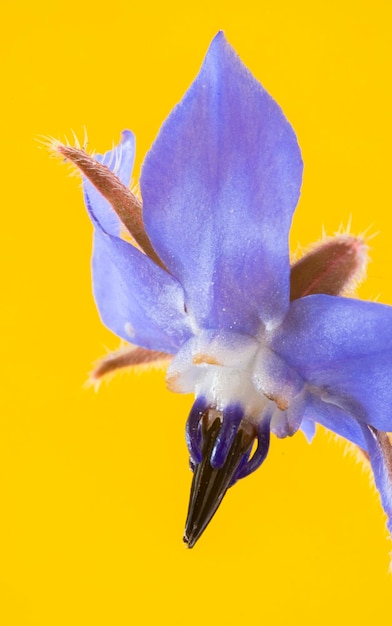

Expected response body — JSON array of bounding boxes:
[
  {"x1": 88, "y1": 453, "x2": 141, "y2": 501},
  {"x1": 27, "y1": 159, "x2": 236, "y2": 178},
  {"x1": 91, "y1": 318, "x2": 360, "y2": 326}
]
[{"x1": 183, "y1": 415, "x2": 255, "y2": 548}]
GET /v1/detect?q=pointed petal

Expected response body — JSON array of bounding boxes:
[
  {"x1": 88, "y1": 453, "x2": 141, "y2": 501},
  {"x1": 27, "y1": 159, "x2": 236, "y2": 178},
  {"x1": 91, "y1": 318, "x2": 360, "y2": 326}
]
[
  {"x1": 92, "y1": 226, "x2": 192, "y2": 353},
  {"x1": 83, "y1": 130, "x2": 136, "y2": 237},
  {"x1": 360, "y1": 426, "x2": 392, "y2": 534},
  {"x1": 271, "y1": 295, "x2": 392, "y2": 432},
  {"x1": 141, "y1": 32, "x2": 303, "y2": 334},
  {"x1": 299, "y1": 390, "x2": 368, "y2": 449},
  {"x1": 300, "y1": 418, "x2": 316, "y2": 443}
]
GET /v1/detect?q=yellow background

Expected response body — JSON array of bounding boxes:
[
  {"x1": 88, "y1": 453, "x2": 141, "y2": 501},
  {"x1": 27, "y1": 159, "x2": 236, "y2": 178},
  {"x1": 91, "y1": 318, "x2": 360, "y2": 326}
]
[{"x1": 1, "y1": 0, "x2": 392, "y2": 623}]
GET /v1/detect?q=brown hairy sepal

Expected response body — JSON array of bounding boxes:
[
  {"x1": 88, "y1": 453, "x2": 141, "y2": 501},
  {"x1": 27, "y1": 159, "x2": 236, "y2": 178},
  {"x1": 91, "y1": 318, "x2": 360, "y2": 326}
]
[
  {"x1": 45, "y1": 136, "x2": 164, "y2": 269},
  {"x1": 290, "y1": 231, "x2": 369, "y2": 301},
  {"x1": 88, "y1": 344, "x2": 172, "y2": 389}
]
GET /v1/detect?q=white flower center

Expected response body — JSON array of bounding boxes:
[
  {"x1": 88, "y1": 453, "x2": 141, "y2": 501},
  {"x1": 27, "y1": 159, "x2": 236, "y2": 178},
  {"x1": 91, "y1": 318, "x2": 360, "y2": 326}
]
[{"x1": 166, "y1": 329, "x2": 305, "y2": 432}]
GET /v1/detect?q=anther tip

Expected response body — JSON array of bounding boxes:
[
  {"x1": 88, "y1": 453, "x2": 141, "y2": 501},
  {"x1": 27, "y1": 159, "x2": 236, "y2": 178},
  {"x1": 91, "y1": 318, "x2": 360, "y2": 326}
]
[{"x1": 183, "y1": 534, "x2": 196, "y2": 549}]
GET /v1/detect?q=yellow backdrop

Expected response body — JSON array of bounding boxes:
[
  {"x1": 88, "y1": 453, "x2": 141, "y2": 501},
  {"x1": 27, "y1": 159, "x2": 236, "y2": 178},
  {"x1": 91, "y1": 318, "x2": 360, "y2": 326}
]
[{"x1": 1, "y1": 0, "x2": 392, "y2": 623}]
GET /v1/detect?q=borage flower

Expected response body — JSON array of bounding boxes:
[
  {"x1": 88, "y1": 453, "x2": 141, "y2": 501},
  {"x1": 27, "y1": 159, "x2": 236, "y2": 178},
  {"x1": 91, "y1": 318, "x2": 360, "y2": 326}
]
[{"x1": 54, "y1": 32, "x2": 392, "y2": 548}]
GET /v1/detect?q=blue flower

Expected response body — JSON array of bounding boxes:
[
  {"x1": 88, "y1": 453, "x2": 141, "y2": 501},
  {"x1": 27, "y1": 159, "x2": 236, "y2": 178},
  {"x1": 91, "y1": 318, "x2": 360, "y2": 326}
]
[{"x1": 56, "y1": 32, "x2": 392, "y2": 548}]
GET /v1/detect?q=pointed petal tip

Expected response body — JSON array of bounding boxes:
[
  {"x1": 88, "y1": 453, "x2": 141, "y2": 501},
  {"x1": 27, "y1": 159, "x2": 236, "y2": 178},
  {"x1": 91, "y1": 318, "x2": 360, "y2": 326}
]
[
  {"x1": 209, "y1": 30, "x2": 227, "y2": 48},
  {"x1": 141, "y1": 28, "x2": 302, "y2": 332},
  {"x1": 208, "y1": 31, "x2": 239, "y2": 58},
  {"x1": 205, "y1": 30, "x2": 249, "y2": 80}
]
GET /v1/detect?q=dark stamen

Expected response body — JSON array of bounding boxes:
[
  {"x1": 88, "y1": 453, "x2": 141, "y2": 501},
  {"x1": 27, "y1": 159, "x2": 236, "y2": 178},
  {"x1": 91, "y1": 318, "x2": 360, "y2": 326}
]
[{"x1": 184, "y1": 415, "x2": 255, "y2": 548}]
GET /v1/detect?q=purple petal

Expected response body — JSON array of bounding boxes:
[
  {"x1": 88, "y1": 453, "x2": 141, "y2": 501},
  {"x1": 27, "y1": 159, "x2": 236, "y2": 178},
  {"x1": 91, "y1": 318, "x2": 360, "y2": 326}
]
[
  {"x1": 186, "y1": 396, "x2": 209, "y2": 464},
  {"x1": 300, "y1": 418, "x2": 316, "y2": 443},
  {"x1": 360, "y1": 426, "x2": 392, "y2": 534},
  {"x1": 271, "y1": 295, "x2": 392, "y2": 432},
  {"x1": 299, "y1": 390, "x2": 367, "y2": 449},
  {"x1": 211, "y1": 403, "x2": 244, "y2": 469},
  {"x1": 140, "y1": 32, "x2": 303, "y2": 334},
  {"x1": 92, "y1": 226, "x2": 192, "y2": 353},
  {"x1": 83, "y1": 130, "x2": 135, "y2": 236},
  {"x1": 235, "y1": 416, "x2": 271, "y2": 480}
]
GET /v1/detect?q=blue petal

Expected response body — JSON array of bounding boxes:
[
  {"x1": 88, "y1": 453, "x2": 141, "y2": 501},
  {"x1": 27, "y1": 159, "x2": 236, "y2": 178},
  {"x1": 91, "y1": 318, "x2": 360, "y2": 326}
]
[
  {"x1": 300, "y1": 418, "x2": 316, "y2": 443},
  {"x1": 299, "y1": 391, "x2": 368, "y2": 449},
  {"x1": 140, "y1": 32, "x2": 303, "y2": 334},
  {"x1": 83, "y1": 130, "x2": 135, "y2": 236},
  {"x1": 272, "y1": 295, "x2": 392, "y2": 432},
  {"x1": 359, "y1": 425, "x2": 392, "y2": 534},
  {"x1": 92, "y1": 226, "x2": 192, "y2": 352},
  {"x1": 82, "y1": 135, "x2": 191, "y2": 352}
]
